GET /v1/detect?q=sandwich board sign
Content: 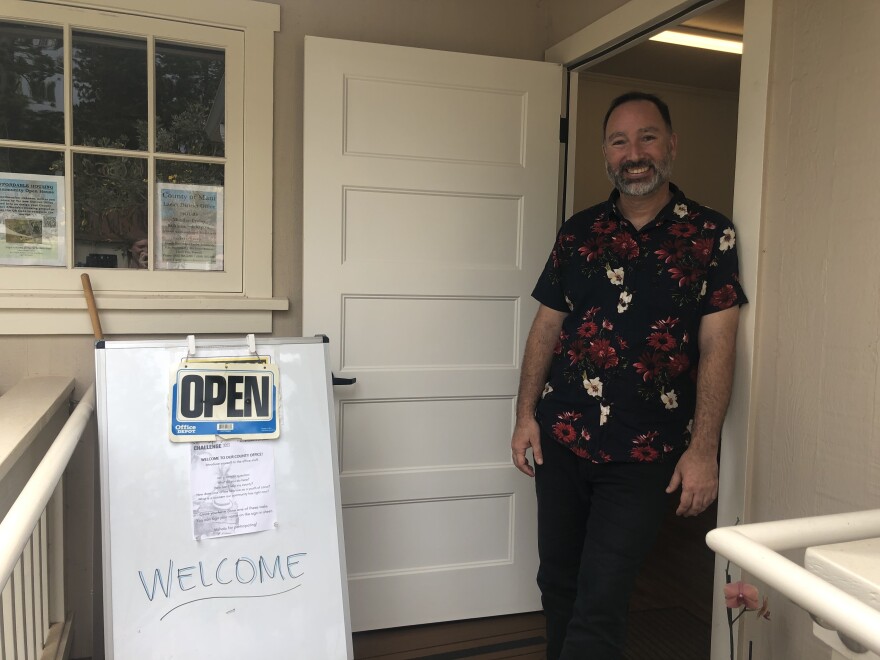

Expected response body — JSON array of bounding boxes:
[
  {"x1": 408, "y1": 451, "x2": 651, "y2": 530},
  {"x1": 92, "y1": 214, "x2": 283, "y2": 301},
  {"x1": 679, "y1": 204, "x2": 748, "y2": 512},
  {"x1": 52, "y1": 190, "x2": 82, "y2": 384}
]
[{"x1": 95, "y1": 336, "x2": 352, "y2": 659}]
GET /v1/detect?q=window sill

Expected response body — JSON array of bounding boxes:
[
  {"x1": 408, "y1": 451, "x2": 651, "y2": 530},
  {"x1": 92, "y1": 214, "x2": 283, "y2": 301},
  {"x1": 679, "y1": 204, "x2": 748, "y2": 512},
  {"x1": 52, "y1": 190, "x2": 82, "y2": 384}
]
[{"x1": 0, "y1": 294, "x2": 288, "y2": 335}]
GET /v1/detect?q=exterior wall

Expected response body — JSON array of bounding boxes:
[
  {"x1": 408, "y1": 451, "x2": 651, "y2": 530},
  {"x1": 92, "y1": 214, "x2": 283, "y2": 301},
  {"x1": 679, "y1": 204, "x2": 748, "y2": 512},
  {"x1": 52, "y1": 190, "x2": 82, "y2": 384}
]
[
  {"x1": 271, "y1": 0, "x2": 629, "y2": 338},
  {"x1": 0, "y1": 1, "x2": 629, "y2": 657},
  {"x1": 744, "y1": 0, "x2": 880, "y2": 658},
  {"x1": 573, "y1": 73, "x2": 739, "y2": 218}
]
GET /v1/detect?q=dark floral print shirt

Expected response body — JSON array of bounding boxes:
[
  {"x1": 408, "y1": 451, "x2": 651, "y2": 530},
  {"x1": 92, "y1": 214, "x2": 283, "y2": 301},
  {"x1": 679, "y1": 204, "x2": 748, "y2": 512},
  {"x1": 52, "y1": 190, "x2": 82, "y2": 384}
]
[{"x1": 532, "y1": 185, "x2": 747, "y2": 463}]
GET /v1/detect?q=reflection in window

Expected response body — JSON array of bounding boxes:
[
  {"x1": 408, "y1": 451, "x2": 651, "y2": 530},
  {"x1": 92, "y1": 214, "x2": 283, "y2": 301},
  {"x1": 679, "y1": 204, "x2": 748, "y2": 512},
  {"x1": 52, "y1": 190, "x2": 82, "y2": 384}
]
[
  {"x1": 1, "y1": 20, "x2": 232, "y2": 277},
  {"x1": 0, "y1": 22, "x2": 65, "y2": 144},
  {"x1": 156, "y1": 42, "x2": 225, "y2": 157},
  {"x1": 156, "y1": 160, "x2": 224, "y2": 187},
  {"x1": 73, "y1": 31, "x2": 147, "y2": 151},
  {"x1": 0, "y1": 148, "x2": 63, "y2": 177},
  {"x1": 73, "y1": 153, "x2": 147, "y2": 269}
]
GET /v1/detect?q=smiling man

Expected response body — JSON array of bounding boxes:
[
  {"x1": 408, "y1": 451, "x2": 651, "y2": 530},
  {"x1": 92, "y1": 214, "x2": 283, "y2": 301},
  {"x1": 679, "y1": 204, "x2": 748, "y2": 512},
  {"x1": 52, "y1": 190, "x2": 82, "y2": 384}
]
[{"x1": 511, "y1": 91, "x2": 747, "y2": 659}]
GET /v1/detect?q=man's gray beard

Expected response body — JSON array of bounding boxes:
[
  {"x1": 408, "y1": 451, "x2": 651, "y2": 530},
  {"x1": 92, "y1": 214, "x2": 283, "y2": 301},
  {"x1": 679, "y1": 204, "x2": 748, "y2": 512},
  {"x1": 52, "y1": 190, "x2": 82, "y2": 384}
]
[{"x1": 605, "y1": 155, "x2": 673, "y2": 197}]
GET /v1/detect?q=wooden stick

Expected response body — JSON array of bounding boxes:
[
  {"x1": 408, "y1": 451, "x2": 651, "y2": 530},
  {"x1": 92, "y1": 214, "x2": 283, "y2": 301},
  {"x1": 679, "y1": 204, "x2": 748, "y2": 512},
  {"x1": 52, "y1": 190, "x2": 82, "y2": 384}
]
[{"x1": 80, "y1": 273, "x2": 104, "y2": 340}]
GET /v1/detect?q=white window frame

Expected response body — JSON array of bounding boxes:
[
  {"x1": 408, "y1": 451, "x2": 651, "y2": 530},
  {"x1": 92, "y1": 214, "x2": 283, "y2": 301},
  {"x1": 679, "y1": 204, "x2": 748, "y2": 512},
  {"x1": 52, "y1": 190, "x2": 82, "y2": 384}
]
[{"x1": 0, "y1": 0, "x2": 285, "y2": 334}]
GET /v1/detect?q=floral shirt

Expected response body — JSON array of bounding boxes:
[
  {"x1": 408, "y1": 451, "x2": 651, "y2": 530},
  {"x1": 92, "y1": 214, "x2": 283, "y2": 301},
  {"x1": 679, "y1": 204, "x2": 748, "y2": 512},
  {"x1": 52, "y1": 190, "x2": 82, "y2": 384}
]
[{"x1": 532, "y1": 185, "x2": 747, "y2": 463}]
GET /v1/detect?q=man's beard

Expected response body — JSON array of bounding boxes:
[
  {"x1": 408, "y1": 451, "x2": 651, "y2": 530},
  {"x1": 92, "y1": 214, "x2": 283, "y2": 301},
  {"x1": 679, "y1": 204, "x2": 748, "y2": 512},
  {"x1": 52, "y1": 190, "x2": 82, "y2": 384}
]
[{"x1": 605, "y1": 150, "x2": 673, "y2": 197}]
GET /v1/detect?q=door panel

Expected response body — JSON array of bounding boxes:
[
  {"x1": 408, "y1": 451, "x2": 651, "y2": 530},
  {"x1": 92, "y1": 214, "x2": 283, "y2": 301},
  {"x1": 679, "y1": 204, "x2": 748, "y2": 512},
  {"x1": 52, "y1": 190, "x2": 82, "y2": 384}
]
[{"x1": 304, "y1": 36, "x2": 561, "y2": 631}]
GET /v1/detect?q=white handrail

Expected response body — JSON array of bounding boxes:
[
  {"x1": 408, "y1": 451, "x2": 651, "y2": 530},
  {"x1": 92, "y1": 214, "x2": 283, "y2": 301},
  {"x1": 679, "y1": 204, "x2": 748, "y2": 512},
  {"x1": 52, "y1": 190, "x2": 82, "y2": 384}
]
[
  {"x1": 707, "y1": 509, "x2": 880, "y2": 655},
  {"x1": 0, "y1": 384, "x2": 96, "y2": 588}
]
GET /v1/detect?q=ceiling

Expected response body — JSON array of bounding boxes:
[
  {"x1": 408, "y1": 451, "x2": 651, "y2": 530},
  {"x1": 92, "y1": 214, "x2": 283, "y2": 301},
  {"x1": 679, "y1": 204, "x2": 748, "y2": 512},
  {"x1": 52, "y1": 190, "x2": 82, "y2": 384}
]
[
  {"x1": 682, "y1": 0, "x2": 745, "y2": 36},
  {"x1": 585, "y1": 0, "x2": 744, "y2": 93}
]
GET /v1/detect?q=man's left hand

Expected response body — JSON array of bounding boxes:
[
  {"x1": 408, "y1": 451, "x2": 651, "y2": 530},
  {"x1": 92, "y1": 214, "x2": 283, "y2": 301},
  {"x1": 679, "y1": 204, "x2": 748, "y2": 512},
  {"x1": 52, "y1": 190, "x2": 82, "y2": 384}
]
[{"x1": 666, "y1": 448, "x2": 718, "y2": 516}]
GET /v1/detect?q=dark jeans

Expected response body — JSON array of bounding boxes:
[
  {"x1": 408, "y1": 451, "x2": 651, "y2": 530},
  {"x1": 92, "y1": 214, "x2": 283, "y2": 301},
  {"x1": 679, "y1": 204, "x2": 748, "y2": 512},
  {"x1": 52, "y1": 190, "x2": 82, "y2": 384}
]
[{"x1": 535, "y1": 435, "x2": 676, "y2": 660}]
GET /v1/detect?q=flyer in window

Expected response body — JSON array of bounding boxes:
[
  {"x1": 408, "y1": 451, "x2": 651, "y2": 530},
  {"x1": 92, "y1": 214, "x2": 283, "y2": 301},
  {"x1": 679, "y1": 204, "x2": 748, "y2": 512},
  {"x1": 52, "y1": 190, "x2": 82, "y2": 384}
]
[
  {"x1": 0, "y1": 173, "x2": 66, "y2": 266},
  {"x1": 155, "y1": 183, "x2": 224, "y2": 271}
]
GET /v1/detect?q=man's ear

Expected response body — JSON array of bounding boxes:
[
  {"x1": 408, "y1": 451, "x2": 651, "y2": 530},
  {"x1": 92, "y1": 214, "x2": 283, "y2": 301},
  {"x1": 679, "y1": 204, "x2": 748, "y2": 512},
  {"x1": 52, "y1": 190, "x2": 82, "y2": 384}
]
[{"x1": 669, "y1": 132, "x2": 678, "y2": 159}]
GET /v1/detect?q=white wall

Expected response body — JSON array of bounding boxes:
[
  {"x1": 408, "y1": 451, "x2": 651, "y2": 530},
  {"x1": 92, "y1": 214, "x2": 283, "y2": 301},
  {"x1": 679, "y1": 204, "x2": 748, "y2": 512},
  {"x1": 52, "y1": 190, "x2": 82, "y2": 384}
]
[{"x1": 745, "y1": 0, "x2": 880, "y2": 657}]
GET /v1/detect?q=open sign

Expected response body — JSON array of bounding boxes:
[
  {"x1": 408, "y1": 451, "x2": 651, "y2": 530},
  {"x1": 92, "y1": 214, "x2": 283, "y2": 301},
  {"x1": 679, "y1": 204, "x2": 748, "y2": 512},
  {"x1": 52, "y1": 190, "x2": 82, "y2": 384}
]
[{"x1": 170, "y1": 363, "x2": 280, "y2": 442}]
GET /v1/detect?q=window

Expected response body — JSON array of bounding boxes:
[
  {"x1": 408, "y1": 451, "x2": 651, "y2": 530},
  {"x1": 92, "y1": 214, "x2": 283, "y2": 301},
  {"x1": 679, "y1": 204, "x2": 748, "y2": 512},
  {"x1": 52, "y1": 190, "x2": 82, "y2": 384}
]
[{"x1": 0, "y1": 0, "x2": 284, "y2": 334}]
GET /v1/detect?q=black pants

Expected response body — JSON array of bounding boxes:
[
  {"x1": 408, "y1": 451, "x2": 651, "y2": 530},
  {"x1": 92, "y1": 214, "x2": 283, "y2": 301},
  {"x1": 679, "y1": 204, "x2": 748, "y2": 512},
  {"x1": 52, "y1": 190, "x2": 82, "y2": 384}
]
[{"x1": 535, "y1": 435, "x2": 676, "y2": 660}]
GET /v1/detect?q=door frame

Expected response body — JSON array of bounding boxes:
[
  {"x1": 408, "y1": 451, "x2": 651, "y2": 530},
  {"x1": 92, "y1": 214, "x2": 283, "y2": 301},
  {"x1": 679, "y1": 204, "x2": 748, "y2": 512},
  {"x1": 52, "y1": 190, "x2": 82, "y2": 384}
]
[{"x1": 545, "y1": 1, "x2": 772, "y2": 658}]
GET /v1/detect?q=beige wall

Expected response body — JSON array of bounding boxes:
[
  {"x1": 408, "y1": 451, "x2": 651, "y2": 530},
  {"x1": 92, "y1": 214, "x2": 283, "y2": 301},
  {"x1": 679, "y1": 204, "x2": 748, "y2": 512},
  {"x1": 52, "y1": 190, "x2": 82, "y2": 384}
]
[
  {"x1": 0, "y1": 0, "x2": 632, "y2": 390},
  {"x1": 745, "y1": 0, "x2": 880, "y2": 657},
  {"x1": 0, "y1": 1, "x2": 631, "y2": 657},
  {"x1": 17, "y1": 2, "x2": 880, "y2": 659},
  {"x1": 573, "y1": 74, "x2": 739, "y2": 218},
  {"x1": 13, "y1": 2, "x2": 880, "y2": 659},
  {"x1": 272, "y1": 0, "x2": 629, "y2": 338}
]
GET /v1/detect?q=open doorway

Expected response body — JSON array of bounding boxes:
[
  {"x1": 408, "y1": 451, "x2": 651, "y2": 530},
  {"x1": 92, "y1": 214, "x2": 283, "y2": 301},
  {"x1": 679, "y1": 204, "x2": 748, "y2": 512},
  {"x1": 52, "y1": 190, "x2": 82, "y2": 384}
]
[
  {"x1": 348, "y1": 0, "x2": 770, "y2": 654},
  {"x1": 565, "y1": 1, "x2": 744, "y2": 656}
]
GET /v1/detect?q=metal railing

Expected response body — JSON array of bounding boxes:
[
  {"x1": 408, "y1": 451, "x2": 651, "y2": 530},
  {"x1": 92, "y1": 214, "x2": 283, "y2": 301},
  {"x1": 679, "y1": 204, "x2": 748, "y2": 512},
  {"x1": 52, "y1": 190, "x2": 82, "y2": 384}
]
[
  {"x1": 707, "y1": 509, "x2": 880, "y2": 656},
  {"x1": 0, "y1": 383, "x2": 96, "y2": 659}
]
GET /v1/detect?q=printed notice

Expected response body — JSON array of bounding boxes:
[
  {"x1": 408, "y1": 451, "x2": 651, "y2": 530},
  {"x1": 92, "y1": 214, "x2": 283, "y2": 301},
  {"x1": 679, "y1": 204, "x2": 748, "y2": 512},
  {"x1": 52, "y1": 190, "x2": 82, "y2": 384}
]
[
  {"x1": 155, "y1": 183, "x2": 223, "y2": 271},
  {"x1": 0, "y1": 173, "x2": 66, "y2": 266},
  {"x1": 190, "y1": 441, "x2": 277, "y2": 540}
]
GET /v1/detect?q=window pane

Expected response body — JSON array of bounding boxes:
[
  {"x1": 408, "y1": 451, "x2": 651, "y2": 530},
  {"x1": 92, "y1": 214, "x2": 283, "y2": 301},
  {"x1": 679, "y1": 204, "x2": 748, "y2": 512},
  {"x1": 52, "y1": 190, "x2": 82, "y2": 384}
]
[
  {"x1": 156, "y1": 160, "x2": 224, "y2": 186},
  {"x1": 0, "y1": 22, "x2": 65, "y2": 144},
  {"x1": 156, "y1": 42, "x2": 225, "y2": 157},
  {"x1": 73, "y1": 31, "x2": 147, "y2": 150},
  {"x1": 73, "y1": 153, "x2": 147, "y2": 269},
  {"x1": 0, "y1": 148, "x2": 63, "y2": 176},
  {"x1": 155, "y1": 159, "x2": 223, "y2": 272}
]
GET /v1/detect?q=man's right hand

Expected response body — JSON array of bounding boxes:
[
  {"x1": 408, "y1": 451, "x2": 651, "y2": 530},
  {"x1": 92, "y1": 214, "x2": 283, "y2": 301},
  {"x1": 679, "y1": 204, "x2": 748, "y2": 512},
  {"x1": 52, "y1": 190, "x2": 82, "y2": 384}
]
[
  {"x1": 511, "y1": 304, "x2": 565, "y2": 478},
  {"x1": 511, "y1": 416, "x2": 543, "y2": 477}
]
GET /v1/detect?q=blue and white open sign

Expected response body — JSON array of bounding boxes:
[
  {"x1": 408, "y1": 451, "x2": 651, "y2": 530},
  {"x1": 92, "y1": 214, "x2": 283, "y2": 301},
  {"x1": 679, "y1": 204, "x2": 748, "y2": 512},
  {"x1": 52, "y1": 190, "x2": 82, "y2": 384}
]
[{"x1": 170, "y1": 363, "x2": 280, "y2": 442}]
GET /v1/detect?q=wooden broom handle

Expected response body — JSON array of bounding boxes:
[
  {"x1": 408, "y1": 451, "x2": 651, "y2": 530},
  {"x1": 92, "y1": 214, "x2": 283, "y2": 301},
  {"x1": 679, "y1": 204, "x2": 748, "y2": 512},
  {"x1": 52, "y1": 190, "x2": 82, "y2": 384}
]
[{"x1": 80, "y1": 274, "x2": 104, "y2": 340}]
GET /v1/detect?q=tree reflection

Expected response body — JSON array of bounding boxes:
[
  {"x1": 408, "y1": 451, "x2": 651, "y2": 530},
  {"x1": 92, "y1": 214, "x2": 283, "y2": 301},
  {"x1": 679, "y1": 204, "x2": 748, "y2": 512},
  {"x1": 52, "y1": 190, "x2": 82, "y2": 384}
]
[{"x1": 1, "y1": 22, "x2": 226, "y2": 258}]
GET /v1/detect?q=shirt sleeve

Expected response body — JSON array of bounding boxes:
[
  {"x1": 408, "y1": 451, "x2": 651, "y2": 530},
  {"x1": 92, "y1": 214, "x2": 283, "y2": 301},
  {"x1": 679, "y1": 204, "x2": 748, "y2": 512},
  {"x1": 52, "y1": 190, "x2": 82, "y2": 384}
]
[
  {"x1": 701, "y1": 217, "x2": 748, "y2": 315},
  {"x1": 531, "y1": 226, "x2": 572, "y2": 313}
]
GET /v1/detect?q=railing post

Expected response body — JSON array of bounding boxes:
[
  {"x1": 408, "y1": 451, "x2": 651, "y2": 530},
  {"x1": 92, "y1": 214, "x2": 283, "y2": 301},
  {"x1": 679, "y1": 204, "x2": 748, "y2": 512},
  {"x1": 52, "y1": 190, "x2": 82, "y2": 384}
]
[{"x1": 47, "y1": 480, "x2": 65, "y2": 627}]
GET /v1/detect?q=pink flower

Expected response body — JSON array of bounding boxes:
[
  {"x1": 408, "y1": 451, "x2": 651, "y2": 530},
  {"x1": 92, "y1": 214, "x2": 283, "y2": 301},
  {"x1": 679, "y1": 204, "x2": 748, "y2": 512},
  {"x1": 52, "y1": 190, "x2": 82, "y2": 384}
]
[{"x1": 724, "y1": 581, "x2": 760, "y2": 609}]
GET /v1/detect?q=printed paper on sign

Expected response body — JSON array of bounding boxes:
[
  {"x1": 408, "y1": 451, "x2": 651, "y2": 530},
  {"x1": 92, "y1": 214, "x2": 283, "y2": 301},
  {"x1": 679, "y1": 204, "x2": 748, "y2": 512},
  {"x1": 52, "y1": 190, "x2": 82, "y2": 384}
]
[
  {"x1": 170, "y1": 362, "x2": 280, "y2": 442},
  {"x1": 190, "y1": 440, "x2": 278, "y2": 539}
]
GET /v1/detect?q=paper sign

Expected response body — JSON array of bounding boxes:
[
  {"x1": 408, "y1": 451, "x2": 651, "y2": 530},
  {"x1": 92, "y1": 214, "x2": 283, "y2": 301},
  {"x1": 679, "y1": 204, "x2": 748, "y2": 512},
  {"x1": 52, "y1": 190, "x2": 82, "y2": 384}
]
[
  {"x1": 155, "y1": 183, "x2": 223, "y2": 270},
  {"x1": 190, "y1": 440, "x2": 278, "y2": 539},
  {"x1": 0, "y1": 173, "x2": 66, "y2": 266}
]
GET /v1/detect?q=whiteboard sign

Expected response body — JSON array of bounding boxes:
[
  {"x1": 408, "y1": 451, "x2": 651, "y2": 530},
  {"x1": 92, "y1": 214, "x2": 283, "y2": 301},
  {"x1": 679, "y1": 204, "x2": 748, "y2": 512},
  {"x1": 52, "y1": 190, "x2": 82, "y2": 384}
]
[
  {"x1": 96, "y1": 337, "x2": 352, "y2": 659},
  {"x1": 170, "y1": 362, "x2": 280, "y2": 441}
]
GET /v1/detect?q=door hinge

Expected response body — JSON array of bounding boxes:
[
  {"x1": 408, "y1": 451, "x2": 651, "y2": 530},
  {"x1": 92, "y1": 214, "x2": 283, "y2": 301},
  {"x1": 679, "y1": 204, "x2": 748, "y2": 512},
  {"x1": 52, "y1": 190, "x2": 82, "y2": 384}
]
[{"x1": 559, "y1": 116, "x2": 569, "y2": 144}]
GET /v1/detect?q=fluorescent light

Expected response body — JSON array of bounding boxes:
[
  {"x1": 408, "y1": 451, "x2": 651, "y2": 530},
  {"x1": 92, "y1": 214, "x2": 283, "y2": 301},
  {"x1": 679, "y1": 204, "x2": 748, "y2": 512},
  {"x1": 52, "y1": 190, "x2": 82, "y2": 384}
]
[{"x1": 649, "y1": 30, "x2": 743, "y2": 55}]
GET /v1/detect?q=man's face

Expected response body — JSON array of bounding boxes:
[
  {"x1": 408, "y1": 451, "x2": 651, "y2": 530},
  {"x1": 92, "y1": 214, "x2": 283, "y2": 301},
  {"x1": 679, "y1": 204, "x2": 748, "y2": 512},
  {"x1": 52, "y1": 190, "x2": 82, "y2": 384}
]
[{"x1": 602, "y1": 100, "x2": 677, "y2": 197}]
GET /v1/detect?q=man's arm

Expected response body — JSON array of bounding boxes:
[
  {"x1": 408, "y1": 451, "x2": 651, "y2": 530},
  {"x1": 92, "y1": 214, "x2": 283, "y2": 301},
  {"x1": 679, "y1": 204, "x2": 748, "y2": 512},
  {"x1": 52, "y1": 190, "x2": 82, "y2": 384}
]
[
  {"x1": 666, "y1": 305, "x2": 740, "y2": 515},
  {"x1": 512, "y1": 304, "x2": 568, "y2": 477}
]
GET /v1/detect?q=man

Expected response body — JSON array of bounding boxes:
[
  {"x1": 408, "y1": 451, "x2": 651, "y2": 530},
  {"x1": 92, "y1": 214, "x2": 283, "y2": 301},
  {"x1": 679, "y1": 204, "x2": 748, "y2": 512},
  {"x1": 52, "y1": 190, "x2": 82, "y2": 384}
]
[{"x1": 511, "y1": 91, "x2": 746, "y2": 659}]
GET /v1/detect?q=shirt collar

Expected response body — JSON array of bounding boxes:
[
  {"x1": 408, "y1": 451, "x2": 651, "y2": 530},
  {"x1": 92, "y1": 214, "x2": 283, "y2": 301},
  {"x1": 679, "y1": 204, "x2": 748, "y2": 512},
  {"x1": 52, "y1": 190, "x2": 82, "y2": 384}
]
[{"x1": 607, "y1": 183, "x2": 688, "y2": 229}]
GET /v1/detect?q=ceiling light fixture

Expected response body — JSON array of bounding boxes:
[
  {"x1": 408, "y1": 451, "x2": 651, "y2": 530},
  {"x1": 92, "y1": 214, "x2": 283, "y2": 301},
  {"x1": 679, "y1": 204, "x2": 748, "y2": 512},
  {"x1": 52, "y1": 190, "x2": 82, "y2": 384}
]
[{"x1": 649, "y1": 30, "x2": 743, "y2": 55}]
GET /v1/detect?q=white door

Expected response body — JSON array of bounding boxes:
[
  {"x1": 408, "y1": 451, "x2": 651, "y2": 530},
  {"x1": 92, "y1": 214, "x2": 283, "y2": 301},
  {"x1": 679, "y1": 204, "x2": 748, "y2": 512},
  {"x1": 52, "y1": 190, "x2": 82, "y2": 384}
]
[{"x1": 303, "y1": 36, "x2": 562, "y2": 632}]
